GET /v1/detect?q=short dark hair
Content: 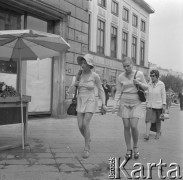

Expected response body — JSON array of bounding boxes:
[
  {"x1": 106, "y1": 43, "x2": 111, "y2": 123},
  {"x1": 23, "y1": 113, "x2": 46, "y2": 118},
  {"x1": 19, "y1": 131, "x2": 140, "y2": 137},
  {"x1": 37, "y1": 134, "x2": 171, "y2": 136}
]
[{"x1": 150, "y1": 69, "x2": 159, "y2": 78}]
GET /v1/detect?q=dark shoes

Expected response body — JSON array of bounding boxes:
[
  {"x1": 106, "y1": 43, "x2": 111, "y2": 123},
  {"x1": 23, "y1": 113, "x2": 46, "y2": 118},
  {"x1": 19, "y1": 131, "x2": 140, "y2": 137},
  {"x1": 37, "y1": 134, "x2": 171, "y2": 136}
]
[
  {"x1": 125, "y1": 150, "x2": 132, "y2": 160},
  {"x1": 125, "y1": 148, "x2": 139, "y2": 160}
]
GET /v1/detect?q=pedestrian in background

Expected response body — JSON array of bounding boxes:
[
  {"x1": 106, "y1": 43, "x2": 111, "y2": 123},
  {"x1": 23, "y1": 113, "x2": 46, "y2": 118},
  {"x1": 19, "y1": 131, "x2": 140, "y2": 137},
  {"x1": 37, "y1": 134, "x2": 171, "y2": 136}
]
[
  {"x1": 102, "y1": 79, "x2": 111, "y2": 106},
  {"x1": 178, "y1": 90, "x2": 183, "y2": 111},
  {"x1": 68, "y1": 54, "x2": 106, "y2": 159},
  {"x1": 144, "y1": 69, "x2": 166, "y2": 140},
  {"x1": 112, "y1": 57, "x2": 148, "y2": 160},
  {"x1": 111, "y1": 86, "x2": 116, "y2": 99},
  {"x1": 166, "y1": 90, "x2": 172, "y2": 113}
]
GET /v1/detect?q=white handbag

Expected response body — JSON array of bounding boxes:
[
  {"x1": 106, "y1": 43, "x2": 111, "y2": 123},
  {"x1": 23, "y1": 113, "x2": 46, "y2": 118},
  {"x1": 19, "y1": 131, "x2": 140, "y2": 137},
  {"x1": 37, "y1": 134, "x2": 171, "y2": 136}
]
[{"x1": 160, "y1": 113, "x2": 169, "y2": 120}]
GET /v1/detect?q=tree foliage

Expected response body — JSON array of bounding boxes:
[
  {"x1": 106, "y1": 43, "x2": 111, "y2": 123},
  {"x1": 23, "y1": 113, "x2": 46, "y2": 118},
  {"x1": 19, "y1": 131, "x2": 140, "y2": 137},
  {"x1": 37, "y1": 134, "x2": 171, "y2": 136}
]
[{"x1": 160, "y1": 75, "x2": 183, "y2": 93}]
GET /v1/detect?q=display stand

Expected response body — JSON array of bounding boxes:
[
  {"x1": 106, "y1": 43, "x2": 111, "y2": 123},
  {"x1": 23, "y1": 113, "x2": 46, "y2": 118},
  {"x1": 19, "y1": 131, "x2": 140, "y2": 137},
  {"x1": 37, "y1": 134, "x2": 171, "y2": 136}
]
[{"x1": 0, "y1": 95, "x2": 31, "y2": 150}]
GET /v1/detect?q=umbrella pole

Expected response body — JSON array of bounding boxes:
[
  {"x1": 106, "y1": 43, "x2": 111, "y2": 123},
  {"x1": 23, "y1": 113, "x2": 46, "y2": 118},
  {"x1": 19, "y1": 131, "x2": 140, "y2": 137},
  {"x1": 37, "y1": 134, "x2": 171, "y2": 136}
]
[
  {"x1": 18, "y1": 42, "x2": 25, "y2": 150},
  {"x1": 20, "y1": 62, "x2": 25, "y2": 149}
]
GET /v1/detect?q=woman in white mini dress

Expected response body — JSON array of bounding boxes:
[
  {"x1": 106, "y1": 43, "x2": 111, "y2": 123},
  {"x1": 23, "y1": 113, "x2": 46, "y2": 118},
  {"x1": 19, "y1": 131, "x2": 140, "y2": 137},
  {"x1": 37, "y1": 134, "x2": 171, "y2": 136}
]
[
  {"x1": 112, "y1": 57, "x2": 148, "y2": 160},
  {"x1": 69, "y1": 54, "x2": 106, "y2": 158}
]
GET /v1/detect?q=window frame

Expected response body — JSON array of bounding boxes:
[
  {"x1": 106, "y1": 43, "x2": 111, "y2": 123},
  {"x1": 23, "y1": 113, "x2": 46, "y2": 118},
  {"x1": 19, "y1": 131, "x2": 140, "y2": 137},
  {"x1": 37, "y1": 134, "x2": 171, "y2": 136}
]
[
  {"x1": 111, "y1": 25, "x2": 118, "y2": 58},
  {"x1": 141, "y1": 19, "x2": 146, "y2": 32},
  {"x1": 98, "y1": 0, "x2": 106, "y2": 8},
  {"x1": 122, "y1": 31, "x2": 128, "y2": 59},
  {"x1": 111, "y1": 0, "x2": 119, "y2": 16},
  {"x1": 97, "y1": 18, "x2": 105, "y2": 55},
  {"x1": 131, "y1": 36, "x2": 137, "y2": 64},
  {"x1": 122, "y1": 7, "x2": 129, "y2": 22},
  {"x1": 132, "y1": 13, "x2": 138, "y2": 28},
  {"x1": 140, "y1": 40, "x2": 145, "y2": 66}
]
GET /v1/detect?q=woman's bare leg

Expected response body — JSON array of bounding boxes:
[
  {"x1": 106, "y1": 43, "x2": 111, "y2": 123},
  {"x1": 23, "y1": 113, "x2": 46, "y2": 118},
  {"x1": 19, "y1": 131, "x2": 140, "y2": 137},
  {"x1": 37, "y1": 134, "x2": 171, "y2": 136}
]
[
  {"x1": 145, "y1": 122, "x2": 151, "y2": 136},
  {"x1": 83, "y1": 113, "x2": 93, "y2": 150},
  {"x1": 77, "y1": 113, "x2": 85, "y2": 138},
  {"x1": 130, "y1": 118, "x2": 139, "y2": 148},
  {"x1": 122, "y1": 118, "x2": 131, "y2": 151}
]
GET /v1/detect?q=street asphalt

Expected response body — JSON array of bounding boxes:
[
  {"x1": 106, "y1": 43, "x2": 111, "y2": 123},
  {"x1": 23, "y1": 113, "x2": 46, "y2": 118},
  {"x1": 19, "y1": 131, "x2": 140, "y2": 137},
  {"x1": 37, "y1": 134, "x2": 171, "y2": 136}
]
[{"x1": 0, "y1": 104, "x2": 182, "y2": 180}]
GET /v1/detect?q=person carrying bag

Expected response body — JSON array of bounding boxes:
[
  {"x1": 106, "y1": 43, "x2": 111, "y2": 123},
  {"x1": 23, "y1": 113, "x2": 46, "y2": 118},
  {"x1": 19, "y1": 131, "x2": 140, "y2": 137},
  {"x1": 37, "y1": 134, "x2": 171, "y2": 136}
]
[
  {"x1": 67, "y1": 54, "x2": 106, "y2": 159},
  {"x1": 67, "y1": 86, "x2": 78, "y2": 116},
  {"x1": 144, "y1": 69, "x2": 166, "y2": 140},
  {"x1": 67, "y1": 70, "x2": 82, "y2": 116}
]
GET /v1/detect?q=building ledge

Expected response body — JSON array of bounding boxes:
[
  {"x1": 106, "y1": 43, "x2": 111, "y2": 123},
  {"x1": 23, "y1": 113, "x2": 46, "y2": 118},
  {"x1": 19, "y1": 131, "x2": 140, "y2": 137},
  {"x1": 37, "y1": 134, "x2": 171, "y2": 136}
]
[
  {"x1": 132, "y1": 0, "x2": 155, "y2": 14},
  {"x1": 0, "y1": 0, "x2": 70, "y2": 20}
]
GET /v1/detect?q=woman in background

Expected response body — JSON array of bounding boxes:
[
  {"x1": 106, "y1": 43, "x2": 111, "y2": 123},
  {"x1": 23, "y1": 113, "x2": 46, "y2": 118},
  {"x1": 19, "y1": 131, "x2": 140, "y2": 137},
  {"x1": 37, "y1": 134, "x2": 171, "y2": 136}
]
[{"x1": 144, "y1": 69, "x2": 166, "y2": 140}]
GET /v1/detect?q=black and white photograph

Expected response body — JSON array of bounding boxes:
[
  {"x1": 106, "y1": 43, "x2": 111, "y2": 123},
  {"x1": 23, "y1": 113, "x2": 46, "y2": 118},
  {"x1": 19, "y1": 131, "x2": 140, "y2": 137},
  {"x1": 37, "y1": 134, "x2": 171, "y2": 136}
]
[{"x1": 0, "y1": 0, "x2": 182, "y2": 179}]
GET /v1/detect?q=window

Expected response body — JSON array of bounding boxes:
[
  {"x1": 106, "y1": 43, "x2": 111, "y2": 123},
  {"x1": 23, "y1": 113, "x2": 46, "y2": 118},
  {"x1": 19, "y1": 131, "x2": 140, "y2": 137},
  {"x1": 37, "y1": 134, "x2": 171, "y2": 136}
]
[
  {"x1": 141, "y1": 20, "x2": 146, "y2": 32},
  {"x1": 123, "y1": 7, "x2": 129, "y2": 22},
  {"x1": 122, "y1": 31, "x2": 128, "y2": 58},
  {"x1": 132, "y1": 14, "x2": 138, "y2": 27},
  {"x1": 111, "y1": 0, "x2": 118, "y2": 16},
  {"x1": 88, "y1": 14, "x2": 91, "y2": 51},
  {"x1": 132, "y1": 36, "x2": 137, "y2": 64},
  {"x1": 97, "y1": 19, "x2": 105, "y2": 54},
  {"x1": 98, "y1": 0, "x2": 106, "y2": 8},
  {"x1": 0, "y1": 8, "x2": 20, "y2": 73},
  {"x1": 111, "y1": 26, "x2": 117, "y2": 58},
  {"x1": 140, "y1": 40, "x2": 145, "y2": 66}
]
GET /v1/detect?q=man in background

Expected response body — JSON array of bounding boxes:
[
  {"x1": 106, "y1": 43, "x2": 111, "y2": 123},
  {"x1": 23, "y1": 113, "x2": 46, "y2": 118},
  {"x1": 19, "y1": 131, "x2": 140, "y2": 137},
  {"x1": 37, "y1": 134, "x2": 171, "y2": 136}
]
[
  {"x1": 178, "y1": 90, "x2": 183, "y2": 111},
  {"x1": 102, "y1": 79, "x2": 111, "y2": 106}
]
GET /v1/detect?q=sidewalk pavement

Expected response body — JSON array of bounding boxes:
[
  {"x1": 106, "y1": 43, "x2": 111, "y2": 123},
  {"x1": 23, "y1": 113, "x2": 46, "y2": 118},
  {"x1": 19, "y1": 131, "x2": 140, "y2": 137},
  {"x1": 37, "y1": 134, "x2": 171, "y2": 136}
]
[{"x1": 0, "y1": 106, "x2": 182, "y2": 180}]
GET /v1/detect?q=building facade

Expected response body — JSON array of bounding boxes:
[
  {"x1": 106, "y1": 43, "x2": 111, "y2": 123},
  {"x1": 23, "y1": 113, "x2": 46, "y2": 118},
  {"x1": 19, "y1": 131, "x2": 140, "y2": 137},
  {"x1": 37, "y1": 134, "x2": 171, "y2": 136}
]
[
  {"x1": 0, "y1": 0, "x2": 89, "y2": 118},
  {"x1": 0, "y1": 0, "x2": 154, "y2": 118},
  {"x1": 87, "y1": 0, "x2": 154, "y2": 85}
]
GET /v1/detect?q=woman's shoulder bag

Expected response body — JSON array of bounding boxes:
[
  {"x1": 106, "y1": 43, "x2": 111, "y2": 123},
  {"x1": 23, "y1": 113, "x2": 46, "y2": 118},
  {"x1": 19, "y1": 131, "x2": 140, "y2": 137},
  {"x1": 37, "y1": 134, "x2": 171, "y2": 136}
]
[
  {"x1": 134, "y1": 71, "x2": 146, "y2": 102},
  {"x1": 67, "y1": 70, "x2": 83, "y2": 116},
  {"x1": 67, "y1": 86, "x2": 78, "y2": 116}
]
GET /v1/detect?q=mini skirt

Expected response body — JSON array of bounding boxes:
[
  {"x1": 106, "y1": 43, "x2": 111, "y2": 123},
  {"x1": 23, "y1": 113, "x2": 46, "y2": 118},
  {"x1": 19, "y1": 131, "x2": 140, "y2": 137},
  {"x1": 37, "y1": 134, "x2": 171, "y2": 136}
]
[
  {"x1": 77, "y1": 93, "x2": 98, "y2": 113},
  {"x1": 117, "y1": 93, "x2": 144, "y2": 119}
]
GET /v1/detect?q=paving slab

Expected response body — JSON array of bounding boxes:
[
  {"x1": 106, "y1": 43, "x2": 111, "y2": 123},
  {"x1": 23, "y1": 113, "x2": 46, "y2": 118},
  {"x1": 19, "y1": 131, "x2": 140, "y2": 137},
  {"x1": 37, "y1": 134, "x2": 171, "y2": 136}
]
[
  {"x1": 0, "y1": 106, "x2": 182, "y2": 180},
  {"x1": 0, "y1": 171, "x2": 63, "y2": 180}
]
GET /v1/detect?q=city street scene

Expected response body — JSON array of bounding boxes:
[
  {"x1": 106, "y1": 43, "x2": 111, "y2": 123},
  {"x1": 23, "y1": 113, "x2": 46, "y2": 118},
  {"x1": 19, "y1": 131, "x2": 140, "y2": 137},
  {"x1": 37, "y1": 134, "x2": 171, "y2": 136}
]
[
  {"x1": 0, "y1": 0, "x2": 183, "y2": 180},
  {"x1": 0, "y1": 103, "x2": 182, "y2": 180}
]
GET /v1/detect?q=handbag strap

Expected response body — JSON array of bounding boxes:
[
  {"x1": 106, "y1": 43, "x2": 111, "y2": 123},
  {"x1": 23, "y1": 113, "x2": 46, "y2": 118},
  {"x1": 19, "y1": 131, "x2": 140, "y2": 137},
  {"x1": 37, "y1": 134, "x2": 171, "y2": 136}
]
[
  {"x1": 73, "y1": 86, "x2": 78, "y2": 99},
  {"x1": 134, "y1": 70, "x2": 138, "y2": 79},
  {"x1": 134, "y1": 70, "x2": 139, "y2": 90},
  {"x1": 73, "y1": 70, "x2": 82, "y2": 99}
]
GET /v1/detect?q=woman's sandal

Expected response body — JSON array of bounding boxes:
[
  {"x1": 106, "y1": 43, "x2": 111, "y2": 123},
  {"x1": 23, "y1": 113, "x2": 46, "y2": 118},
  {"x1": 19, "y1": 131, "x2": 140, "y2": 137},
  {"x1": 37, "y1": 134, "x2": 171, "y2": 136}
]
[
  {"x1": 82, "y1": 149, "x2": 90, "y2": 159},
  {"x1": 125, "y1": 149, "x2": 132, "y2": 160},
  {"x1": 82, "y1": 142, "x2": 90, "y2": 159},
  {"x1": 155, "y1": 132, "x2": 161, "y2": 139},
  {"x1": 144, "y1": 134, "x2": 149, "y2": 141},
  {"x1": 133, "y1": 147, "x2": 140, "y2": 160}
]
